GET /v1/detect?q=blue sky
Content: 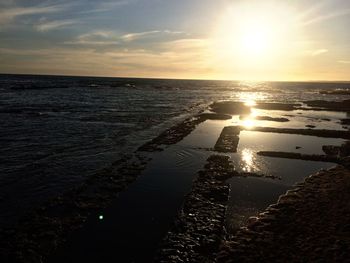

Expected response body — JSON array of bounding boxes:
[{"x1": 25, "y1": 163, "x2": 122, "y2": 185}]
[{"x1": 1, "y1": 0, "x2": 350, "y2": 80}]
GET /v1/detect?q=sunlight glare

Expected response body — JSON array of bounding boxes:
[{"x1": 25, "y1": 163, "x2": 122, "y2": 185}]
[
  {"x1": 243, "y1": 118, "x2": 255, "y2": 129},
  {"x1": 212, "y1": 1, "x2": 298, "y2": 77},
  {"x1": 244, "y1": 99, "x2": 256, "y2": 107},
  {"x1": 241, "y1": 149, "x2": 254, "y2": 172}
]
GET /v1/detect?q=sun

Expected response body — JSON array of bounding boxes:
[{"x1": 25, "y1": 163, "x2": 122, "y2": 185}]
[
  {"x1": 211, "y1": 1, "x2": 298, "y2": 77},
  {"x1": 213, "y1": 11, "x2": 276, "y2": 61},
  {"x1": 239, "y1": 26, "x2": 270, "y2": 55}
]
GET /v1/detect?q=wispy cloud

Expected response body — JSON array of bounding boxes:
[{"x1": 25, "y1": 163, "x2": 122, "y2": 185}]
[
  {"x1": 0, "y1": 4, "x2": 67, "y2": 25},
  {"x1": 65, "y1": 31, "x2": 118, "y2": 45},
  {"x1": 302, "y1": 8, "x2": 350, "y2": 26},
  {"x1": 121, "y1": 31, "x2": 161, "y2": 41},
  {"x1": 121, "y1": 30, "x2": 185, "y2": 42},
  {"x1": 311, "y1": 49, "x2": 328, "y2": 56},
  {"x1": 65, "y1": 29, "x2": 187, "y2": 47},
  {"x1": 77, "y1": 0, "x2": 136, "y2": 15},
  {"x1": 338, "y1": 60, "x2": 350, "y2": 64},
  {"x1": 36, "y1": 19, "x2": 78, "y2": 32}
]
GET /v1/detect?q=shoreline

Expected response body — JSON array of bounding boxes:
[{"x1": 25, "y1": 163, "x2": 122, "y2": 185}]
[
  {"x1": 1, "y1": 99, "x2": 349, "y2": 262},
  {"x1": 218, "y1": 164, "x2": 350, "y2": 262}
]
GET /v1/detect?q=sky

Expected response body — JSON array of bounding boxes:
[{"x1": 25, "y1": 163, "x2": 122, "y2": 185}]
[{"x1": 0, "y1": 0, "x2": 350, "y2": 81}]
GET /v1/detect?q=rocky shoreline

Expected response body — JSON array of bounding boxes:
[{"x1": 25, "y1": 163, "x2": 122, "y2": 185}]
[
  {"x1": 1, "y1": 99, "x2": 349, "y2": 262},
  {"x1": 218, "y1": 164, "x2": 350, "y2": 262},
  {"x1": 0, "y1": 111, "x2": 220, "y2": 263}
]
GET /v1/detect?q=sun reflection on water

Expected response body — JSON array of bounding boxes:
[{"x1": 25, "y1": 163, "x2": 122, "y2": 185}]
[
  {"x1": 244, "y1": 99, "x2": 256, "y2": 107},
  {"x1": 241, "y1": 148, "x2": 256, "y2": 173},
  {"x1": 240, "y1": 109, "x2": 258, "y2": 129},
  {"x1": 243, "y1": 119, "x2": 255, "y2": 129}
]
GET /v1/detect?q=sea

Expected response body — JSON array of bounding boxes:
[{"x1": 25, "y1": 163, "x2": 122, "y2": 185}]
[{"x1": 0, "y1": 74, "x2": 349, "y2": 229}]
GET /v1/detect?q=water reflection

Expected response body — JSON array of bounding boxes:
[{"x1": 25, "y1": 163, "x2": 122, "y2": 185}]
[
  {"x1": 237, "y1": 91, "x2": 267, "y2": 106},
  {"x1": 241, "y1": 148, "x2": 256, "y2": 172},
  {"x1": 243, "y1": 119, "x2": 255, "y2": 129},
  {"x1": 244, "y1": 100, "x2": 256, "y2": 107},
  {"x1": 240, "y1": 109, "x2": 258, "y2": 129}
]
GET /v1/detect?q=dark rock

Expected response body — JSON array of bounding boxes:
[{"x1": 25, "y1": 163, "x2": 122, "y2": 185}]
[
  {"x1": 241, "y1": 126, "x2": 350, "y2": 139},
  {"x1": 197, "y1": 113, "x2": 232, "y2": 120},
  {"x1": 155, "y1": 155, "x2": 235, "y2": 262},
  {"x1": 340, "y1": 119, "x2": 350, "y2": 125},
  {"x1": 322, "y1": 145, "x2": 340, "y2": 156},
  {"x1": 210, "y1": 101, "x2": 251, "y2": 115},
  {"x1": 214, "y1": 126, "x2": 241, "y2": 152},
  {"x1": 306, "y1": 124, "x2": 316, "y2": 128},
  {"x1": 218, "y1": 166, "x2": 350, "y2": 262},
  {"x1": 255, "y1": 116, "x2": 290, "y2": 122},
  {"x1": 255, "y1": 102, "x2": 300, "y2": 111},
  {"x1": 304, "y1": 99, "x2": 350, "y2": 112},
  {"x1": 257, "y1": 151, "x2": 340, "y2": 163}
]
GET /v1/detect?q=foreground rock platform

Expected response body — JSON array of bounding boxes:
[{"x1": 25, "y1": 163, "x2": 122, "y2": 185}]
[
  {"x1": 214, "y1": 127, "x2": 241, "y2": 153},
  {"x1": 155, "y1": 155, "x2": 235, "y2": 263},
  {"x1": 218, "y1": 165, "x2": 350, "y2": 262}
]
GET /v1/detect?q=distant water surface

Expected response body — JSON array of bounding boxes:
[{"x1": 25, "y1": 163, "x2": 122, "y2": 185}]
[{"x1": 0, "y1": 74, "x2": 349, "y2": 227}]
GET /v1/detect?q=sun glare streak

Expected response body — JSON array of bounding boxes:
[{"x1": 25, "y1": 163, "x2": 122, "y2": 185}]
[
  {"x1": 241, "y1": 149, "x2": 255, "y2": 172},
  {"x1": 243, "y1": 119, "x2": 255, "y2": 129},
  {"x1": 244, "y1": 99, "x2": 256, "y2": 107}
]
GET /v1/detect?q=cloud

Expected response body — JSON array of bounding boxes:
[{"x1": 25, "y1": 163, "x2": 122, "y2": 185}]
[
  {"x1": 36, "y1": 19, "x2": 78, "y2": 32},
  {"x1": 121, "y1": 31, "x2": 161, "y2": 42},
  {"x1": 121, "y1": 30, "x2": 186, "y2": 42},
  {"x1": 0, "y1": 36, "x2": 213, "y2": 78},
  {"x1": 65, "y1": 29, "x2": 187, "y2": 47},
  {"x1": 302, "y1": 8, "x2": 350, "y2": 26},
  {"x1": 64, "y1": 31, "x2": 119, "y2": 45},
  {"x1": 311, "y1": 49, "x2": 328, "y2": 56},
  {"x1": 0, "y1": 4, "x2": 67, "y2": 25},
  {"x1": 77, "y1": 0, "x2": 136, "y2": 15},
  {"x1": 338, "y1": 60, "x2": 350, "y2": 64}
]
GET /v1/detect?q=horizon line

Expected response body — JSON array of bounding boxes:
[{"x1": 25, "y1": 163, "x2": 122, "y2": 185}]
[{"x1": 1, "y1": 72, "x2": 350, "y2": 84}]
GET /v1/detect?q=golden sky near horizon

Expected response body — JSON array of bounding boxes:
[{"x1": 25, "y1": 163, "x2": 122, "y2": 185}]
[{"x1": 1, "y1": 0, "x2": 350, "y2": 81}]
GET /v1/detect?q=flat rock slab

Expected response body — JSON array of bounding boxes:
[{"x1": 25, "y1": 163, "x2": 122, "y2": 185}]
[
  {"x1": 210, "y1": 101, "x2": 251, "y2": 115},
  {"x1": 255, "y1": 102, "x2": 300, "y2": 111},
  {"x1": 304, "y1": 99, "x2": 350, "y2": 112},
  {"x1": 155, "y1": 155, "x2": 236, "y2": 263},
  {"x1": 197, "y1": 113, "x2": 232, "y2": 120},
  {"x1": 257, "y1": 151, "x2": 340, "y2": 163},
  {"x1": 218, "y1": 165, "x2": 350, "y2": 262},
  {"x1": 244, "y1": 126, "x2": 350, "y2": 139},
  {"x1": 214, "y1": 126, "x2": 241, "y2": 153},
  {"x1": 255, "y1": 116, "x2": 289, "y2": 122}
]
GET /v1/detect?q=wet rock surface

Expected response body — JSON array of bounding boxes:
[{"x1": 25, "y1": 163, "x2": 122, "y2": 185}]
[
  {"x1": 244, "y1": 126, "x2": 350, "y2": 139},
  {"x1": 214, "y1": 127, "x2": 241, "y2": 153},
  {"x1": 322, "y1": 141, "x2": 350, "y2": 158},
  {"x1": 155, "y1": 155, "x2": 235, "y2": 263},
  {"x1": 303, "y1": 99, "x2": 350, "y2": 112},
  {"x1": 198, "y1": 113, "x2": 232, "y2": 120},
  {"x1": 138, "y1": 115, "x2": 206, "y2": 152},
  {"x1": 340, "y1": 118, "x2": 350, "y2": 125},
  {"x1": 209, "y1": 101, "x2": 251, "y2": 115},
  {"x1": 255, "y1": 116, "x2": 289, "y2": 122},
  {"x1": 2, "y1": 99, "x2": 349, "y2": 263},
  {"x1": 138, "y1": 112, "x2": 232, "y2": 152},
  {"x1": 257, "y1": 151, "x2": 341, "y2": 163},
  {"x1": 218, "y1": 165, "x2": 350, "y2": 262},
  {"x1": 0, "y1": 111, "x2": 212, "y2": 263},
  {"x1": 154, "y1": 155, "x2": 280, "y2": 263},
  {"x1": 255, "y1": 102, "x2": 300, "y2": 111}
]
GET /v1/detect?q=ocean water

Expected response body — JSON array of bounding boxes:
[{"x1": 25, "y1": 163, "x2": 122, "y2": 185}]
[{"x1": 0, "y1": 74, "x2": 349, "y2": 228}]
